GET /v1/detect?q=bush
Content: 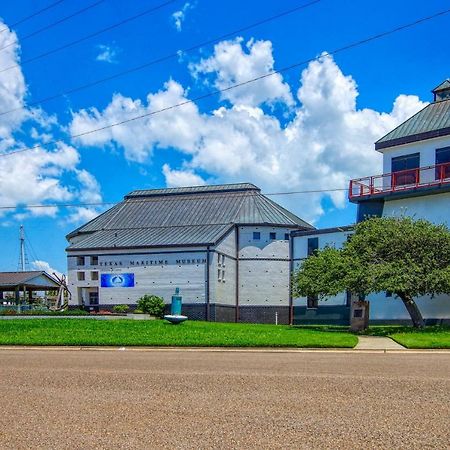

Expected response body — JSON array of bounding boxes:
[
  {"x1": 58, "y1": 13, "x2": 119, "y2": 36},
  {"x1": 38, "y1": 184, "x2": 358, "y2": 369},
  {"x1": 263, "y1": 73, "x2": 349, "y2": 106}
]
[
  {"x1": 137, "y1": 295, "x2": 166, "y2": 317},
  {"x1": 0, "y1": 309, "x2": 17, "y2": 316},
  {"x1": 133, "y1": 309, "x2": 144, "y2": 314},
  {"x1": 113, "y1": 304, "x2": 130, "y2": 314}
]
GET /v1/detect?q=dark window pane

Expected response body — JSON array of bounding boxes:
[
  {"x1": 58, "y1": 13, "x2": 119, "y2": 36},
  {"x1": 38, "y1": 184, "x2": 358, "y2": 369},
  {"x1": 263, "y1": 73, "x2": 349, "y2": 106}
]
[
  {"x1": 307, "y1": 295, "x2": 318, "y2": 309},
  {"x1": 284, "y1": 233, "x2": 290, "y2": 241},
  {"x1": 436, "y1": 147, "x2": 450, "y2": 180},
  {"x1": 253, "y1": 232, "x2": 260, "y2": 240},
  {"x1": 307, "y1": 237, "x2": 319, "y2": 256},
  {"x1": 269, "y1": 232, "x2": 276, "y2": 240},
  {"x1": 392, "y1": 153, "x2": 420, "y2": 187}
]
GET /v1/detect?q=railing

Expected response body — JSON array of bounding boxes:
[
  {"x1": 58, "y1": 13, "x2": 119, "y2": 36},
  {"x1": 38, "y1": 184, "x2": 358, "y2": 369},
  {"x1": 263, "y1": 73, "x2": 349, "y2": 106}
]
[{"x1": 349, "y1": 162, "x2": 450, "y2": 200}]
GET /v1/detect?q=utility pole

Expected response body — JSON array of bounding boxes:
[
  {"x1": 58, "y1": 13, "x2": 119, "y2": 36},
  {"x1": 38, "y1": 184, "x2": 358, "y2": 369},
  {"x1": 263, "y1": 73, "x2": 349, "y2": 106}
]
[{"x1": 19, "y1": 225, "x2": 25, "y2": 272}]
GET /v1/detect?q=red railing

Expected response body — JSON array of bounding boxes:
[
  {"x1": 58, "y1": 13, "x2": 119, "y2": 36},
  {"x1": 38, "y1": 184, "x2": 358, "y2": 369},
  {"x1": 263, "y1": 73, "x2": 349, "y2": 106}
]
[{"x1": 349, "y1": 162, "x2": 450, "y2": 200}]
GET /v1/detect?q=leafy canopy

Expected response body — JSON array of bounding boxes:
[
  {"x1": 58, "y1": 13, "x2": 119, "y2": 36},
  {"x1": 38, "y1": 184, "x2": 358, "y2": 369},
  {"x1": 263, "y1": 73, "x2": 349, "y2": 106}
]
[{"x1": 293, "y1": 216, "x2": 450, "y2": 299}]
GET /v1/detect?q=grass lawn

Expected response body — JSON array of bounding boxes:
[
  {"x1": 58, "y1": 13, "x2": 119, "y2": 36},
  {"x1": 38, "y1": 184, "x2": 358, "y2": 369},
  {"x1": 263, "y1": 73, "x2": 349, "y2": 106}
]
[
  {"x1": 0, "y1": 319, "x2": 357, "y2": 348},
  {"x1": 357, "y1": 325, "x2": 450, "y2": 349}
]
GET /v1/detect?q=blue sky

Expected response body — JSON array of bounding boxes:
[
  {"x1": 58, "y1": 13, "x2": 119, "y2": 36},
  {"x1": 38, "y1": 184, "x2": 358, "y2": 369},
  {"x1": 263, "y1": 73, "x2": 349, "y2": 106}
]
[{"x1": 0, "y1": 0, "x2": 448, "y2": 274}]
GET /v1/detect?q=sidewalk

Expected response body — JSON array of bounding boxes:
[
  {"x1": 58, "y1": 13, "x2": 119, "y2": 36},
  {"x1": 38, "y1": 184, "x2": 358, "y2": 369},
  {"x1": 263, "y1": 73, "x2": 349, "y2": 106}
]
[{"x1": 355, "y1": 335, "x2": 406, "y2": 350}]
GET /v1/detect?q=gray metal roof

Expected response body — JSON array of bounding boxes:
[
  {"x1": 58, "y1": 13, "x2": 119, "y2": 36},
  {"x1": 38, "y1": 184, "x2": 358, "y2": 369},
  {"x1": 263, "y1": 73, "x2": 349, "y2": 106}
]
[
  {"x1": 376, "y1": 98, "x2": 450, "y2": 150},
  {"x1": 67, "y1": 183, "x2": 313, "y2": 250},
  {"x1": 0, "y1": 271, "x2": 60, "y2": 289},
  {"x1": 67, "y1": 224, "x2": 233, "y2": 250},
  {"x1": 433, "y1": 79, "x2": 450, "y2": 93}
]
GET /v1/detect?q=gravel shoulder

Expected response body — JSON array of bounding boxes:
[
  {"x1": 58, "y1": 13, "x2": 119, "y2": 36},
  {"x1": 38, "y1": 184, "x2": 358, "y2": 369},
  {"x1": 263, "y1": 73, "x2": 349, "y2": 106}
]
[{"x1": 0, "y1": 349, "x2": 449, "y2": 449}]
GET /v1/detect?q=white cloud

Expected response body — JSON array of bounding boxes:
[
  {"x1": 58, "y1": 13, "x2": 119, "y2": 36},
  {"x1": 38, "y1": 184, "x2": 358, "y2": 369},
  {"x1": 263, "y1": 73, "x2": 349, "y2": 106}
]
[
  {"x1": 163, "y1": 163, "x2": 205, "y2": 187},
  {"x1": 190, "y1": 37, "x2": 294, "y2": 107},
  {"x1": 31, "y1": 260, "x2": 64, "y2": 279},
  {"x1": 95, "y1": 44, "x2": 119, "y2": 63},
  {"x1": 0, "y1": 19, "x2": 104, "y2": 224},
  {"x1": 172, "y1": 2, "x2": 193, "y2": 31},
  {"x1": 69, "y1": 40, "x2": 426, "y2": 223}
]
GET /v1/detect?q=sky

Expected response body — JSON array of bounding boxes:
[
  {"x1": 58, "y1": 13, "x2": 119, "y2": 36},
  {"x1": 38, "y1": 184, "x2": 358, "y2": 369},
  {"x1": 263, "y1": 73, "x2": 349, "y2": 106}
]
[{"x1": 0, "y1": 0, "x2": 448, "y2": 275}]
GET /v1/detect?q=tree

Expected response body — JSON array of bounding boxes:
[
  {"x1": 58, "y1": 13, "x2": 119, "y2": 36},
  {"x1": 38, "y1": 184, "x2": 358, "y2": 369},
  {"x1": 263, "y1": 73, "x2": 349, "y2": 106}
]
[
  {"x1": 293, "y1": 217, "x2": 450, "y2": 328},
  {"x1": 137, "y1": 294, "x2": 166, "y2": 317}
]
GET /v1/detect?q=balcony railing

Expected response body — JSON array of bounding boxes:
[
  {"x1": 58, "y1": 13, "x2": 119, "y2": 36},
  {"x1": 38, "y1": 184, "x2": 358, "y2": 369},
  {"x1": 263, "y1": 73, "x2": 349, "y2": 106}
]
[{"x1": 349, "y1": 162, "x2": 450, "y2": 200}]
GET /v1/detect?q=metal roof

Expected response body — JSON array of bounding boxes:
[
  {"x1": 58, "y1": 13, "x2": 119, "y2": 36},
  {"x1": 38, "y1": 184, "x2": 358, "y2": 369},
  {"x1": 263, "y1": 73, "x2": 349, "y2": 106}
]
[
  {"x1": 375, "y1": 98, "x2": 450, "y2": 150},
  {"x1": 0, "y1": 271, "x2": 60, "y2": 289},
  {"x1": 67, "y1": 183, "x2": 313, "y2": 250},
  {"x1": 433, "y1": 79, "x2": 450, "y2": 93},
  {"x1": 67, "y1": 224, "x2": 233, "y2": 250}
]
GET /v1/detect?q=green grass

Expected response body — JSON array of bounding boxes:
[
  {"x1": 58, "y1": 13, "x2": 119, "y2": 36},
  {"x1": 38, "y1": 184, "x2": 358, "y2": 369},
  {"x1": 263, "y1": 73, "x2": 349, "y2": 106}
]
[
  {"x1": 358, "y1": 324, "x2": 450, "y2": 349},
  {"x1": 0, "y1": 319, "x2": 357, "y2": 348}
]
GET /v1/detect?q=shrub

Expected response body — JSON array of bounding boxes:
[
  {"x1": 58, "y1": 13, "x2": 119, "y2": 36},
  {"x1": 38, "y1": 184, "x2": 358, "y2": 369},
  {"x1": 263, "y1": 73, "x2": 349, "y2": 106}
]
[
  {"x1": 137, "y1": 295, "x2": 166, "y2": 317},
  {"x1": 133, "y1": 309, "x2": 144, "y2": 314},
  {"x1": 113, "y1": 304, "x2": 130, "y2": 314},
  {"x1": 0, "y1": 309, "x2": 17, "y2": 316}
]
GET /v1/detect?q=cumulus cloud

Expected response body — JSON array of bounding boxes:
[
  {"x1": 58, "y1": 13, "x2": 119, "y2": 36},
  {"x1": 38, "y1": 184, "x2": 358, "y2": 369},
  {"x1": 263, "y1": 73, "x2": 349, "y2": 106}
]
[
  {"x1": 0, "y1": 20, "x2": 103, "y2": 224},
  {"x1": 96, "y1": 44, "x2": 119, "y2": 63},
  {"x1": 31, "y1": 260, "x2": 64, "y2": 279},
  {"x1": 69, "y1": 40, "x2": 426, "y2": 223},
  {"x1": 190, "y1": 37, "x2": 294, "y2": 107},
  {"x1": 172, "y1": 2, "x2": 194, "y2": 31},
  {"x1": 163, "y1": 163, "x2": 205, "y2": 187}
]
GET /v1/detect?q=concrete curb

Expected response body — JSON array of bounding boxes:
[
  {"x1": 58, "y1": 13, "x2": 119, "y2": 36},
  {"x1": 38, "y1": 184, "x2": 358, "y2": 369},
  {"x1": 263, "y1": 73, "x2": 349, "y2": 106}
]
[{"x1": 0, "y1": 345, "x2": 449, "y2": 354}]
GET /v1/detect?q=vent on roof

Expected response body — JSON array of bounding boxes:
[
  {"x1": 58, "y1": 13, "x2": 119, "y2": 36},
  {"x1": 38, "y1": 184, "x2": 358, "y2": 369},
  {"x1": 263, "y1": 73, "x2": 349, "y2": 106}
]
[
  {"x1": 125, "y1": 183, "x2": 260, "y2": 199},
  {"x1": 432, "y1": 79, "x2": 450, "y2": 102}
]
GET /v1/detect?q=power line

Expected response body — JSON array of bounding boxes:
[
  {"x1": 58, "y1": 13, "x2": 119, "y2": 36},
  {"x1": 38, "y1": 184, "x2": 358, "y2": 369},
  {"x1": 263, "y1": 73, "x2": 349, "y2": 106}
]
[
  {"x1": 0, "y1": 0, "x2": 67, "y2": 34},
  {"x1": 0, "y1": 0, "x2": 106, "y2": 53},
  {"x1": 0, "y1": 0, "x2": 179, "y2": 75},
  {"x1": 1, "y1": 6, "x2": 449, "y2": 159},
  {"x1": 0, "y1": 188, "x2": 350, "y2": 211},
  {"x1": 0, "y1": 0, "x2": 321, "y2": 117}
]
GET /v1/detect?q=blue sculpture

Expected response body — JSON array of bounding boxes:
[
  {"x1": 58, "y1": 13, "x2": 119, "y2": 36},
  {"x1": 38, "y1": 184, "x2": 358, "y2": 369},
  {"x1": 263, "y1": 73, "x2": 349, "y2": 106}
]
[{"x1": 164, "y1": 287, "x2": 188, "y2": 324}]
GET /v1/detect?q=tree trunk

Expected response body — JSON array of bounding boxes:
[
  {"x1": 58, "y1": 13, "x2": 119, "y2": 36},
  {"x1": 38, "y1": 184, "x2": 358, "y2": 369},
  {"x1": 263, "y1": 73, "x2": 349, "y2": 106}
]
[{"x1": 397, "y1": 293, "x2": 425, "y2": 328}]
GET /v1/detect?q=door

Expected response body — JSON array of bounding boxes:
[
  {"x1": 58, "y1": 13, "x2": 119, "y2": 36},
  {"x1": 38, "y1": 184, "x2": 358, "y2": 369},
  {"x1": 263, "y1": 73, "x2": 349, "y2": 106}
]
[{"x1": 89, "y1": 291, "x2": 99, "y2": 313}]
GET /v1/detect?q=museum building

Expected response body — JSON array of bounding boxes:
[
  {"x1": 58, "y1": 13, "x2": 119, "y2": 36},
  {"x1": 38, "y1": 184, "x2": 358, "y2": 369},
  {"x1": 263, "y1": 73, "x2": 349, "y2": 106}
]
[{"x1": 66, "y1": 183, "x2": 313, "y2": 323}]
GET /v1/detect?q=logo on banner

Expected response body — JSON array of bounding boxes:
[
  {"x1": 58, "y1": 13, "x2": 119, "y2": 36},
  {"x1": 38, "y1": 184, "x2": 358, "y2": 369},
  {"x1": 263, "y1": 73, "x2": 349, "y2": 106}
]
[{"x1": 101, "y1": 273, "x2": 135, "y2": 288}]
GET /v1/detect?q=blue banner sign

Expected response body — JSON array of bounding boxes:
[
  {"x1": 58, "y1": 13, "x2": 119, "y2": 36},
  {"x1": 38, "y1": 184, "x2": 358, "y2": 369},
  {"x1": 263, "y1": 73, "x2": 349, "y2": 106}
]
[{"x1": 101, "y1": 273, "x2": 135, "y2": 288}]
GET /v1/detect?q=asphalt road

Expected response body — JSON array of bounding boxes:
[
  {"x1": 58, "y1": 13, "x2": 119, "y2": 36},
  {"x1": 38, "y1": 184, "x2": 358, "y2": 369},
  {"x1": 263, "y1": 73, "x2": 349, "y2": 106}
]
[{"x1": 0, "y1": 349, "x2": 449, "y2": 449}]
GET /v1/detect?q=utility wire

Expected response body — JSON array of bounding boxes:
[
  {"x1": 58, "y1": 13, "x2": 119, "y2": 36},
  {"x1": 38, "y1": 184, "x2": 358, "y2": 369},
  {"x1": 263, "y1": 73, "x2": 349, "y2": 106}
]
[
  {"x1": 0, "y1": 0, "x2": 321, "y2": 117},
  {"x1": 1, "y1": 6, "x2": 449, "y2": 159},
  {"x1": 0, "y1": 0, "x2": 179, "y2": 74},
  {"x1": 0, "y1": 188, "x2": 351, "y2": 210},
  {"x1": 0, "y1": 0, "x2": 67, "y2": 34},
  {"x1": 0, "y1": 0, "x2": 106, "y2": 53}
]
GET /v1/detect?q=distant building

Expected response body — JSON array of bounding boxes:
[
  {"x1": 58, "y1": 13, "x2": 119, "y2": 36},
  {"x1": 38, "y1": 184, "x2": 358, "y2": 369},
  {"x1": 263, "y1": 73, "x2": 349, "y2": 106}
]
[
  {"x1": 292, "y1": 79, "x2": 450, "y2": 324},
  {"x1": 66, "y1": 183, "x2": 313, "y2": 323}
]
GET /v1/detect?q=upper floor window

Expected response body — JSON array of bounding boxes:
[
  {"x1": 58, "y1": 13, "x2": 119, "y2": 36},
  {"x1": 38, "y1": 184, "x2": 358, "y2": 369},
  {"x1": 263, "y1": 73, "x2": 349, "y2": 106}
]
[
  {"x1": 307, "y1": 237, "x2": 319, "y2": 256},
  {"x1": 253, "y1": 232, "x2": 261, "y2": 240},
  {"x1": 90, "y1": 256, "x2": 99, "y2": 266},
  {"x1": 284, "y1": 233, "x2": 290, "y2": 241},
  {"x1": 391, "y1": 153, "x2": 420, "y2": 187},
  {"x1": 436, "y1": 146, "x2": 450, "y2": 180},
  {"x1": 269, "y1": 232, "x2": 276, "y2": 240},
  {"x1": 76, "y1": 256, "x2": 85, "y2": 266},
  {"x1": 77, "y1": 272, "x2": 85, "y2": 281}
]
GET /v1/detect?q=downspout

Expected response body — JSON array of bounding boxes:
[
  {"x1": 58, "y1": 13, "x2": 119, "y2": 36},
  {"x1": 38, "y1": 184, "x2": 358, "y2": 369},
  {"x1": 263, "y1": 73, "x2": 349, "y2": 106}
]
[
  {"x1": 288, "y1": 232, "x2": 294, "y2": 325},
  {"x1": 206, "y1": 246, "x2": 210, "y2": 321},
  {"x1": 235, "y1": 226, "x2": 240, "y2": 323}
]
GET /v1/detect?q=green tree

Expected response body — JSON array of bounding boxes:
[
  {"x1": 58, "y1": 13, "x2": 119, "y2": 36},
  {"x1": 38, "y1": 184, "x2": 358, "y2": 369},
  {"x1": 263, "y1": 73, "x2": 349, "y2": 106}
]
[
  {"x1": 293, "y1": 217, "x2": 450, "y2": 328},
  {"x1": 137, "y1": 295, "x2": 166, "y2": 317}
]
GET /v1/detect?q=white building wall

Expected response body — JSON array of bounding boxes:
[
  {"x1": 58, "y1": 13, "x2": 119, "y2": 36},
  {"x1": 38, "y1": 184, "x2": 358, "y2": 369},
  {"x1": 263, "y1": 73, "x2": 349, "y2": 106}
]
[
  {"x1": 68, "y1": 250, "x2": 207, "y2": 307},
  {"x1": 238, "y1": 226, "x2": 292, "y2": 307},
  {"x1": 211, "y1": 228, "x2": 236, "y2": 306}
]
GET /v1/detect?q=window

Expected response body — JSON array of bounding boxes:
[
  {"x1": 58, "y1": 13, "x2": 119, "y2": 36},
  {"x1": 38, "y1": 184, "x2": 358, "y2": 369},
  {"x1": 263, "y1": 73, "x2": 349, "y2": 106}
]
[
  {"x1": 270, "y1": 232, "x2": 276, "y2": 240},
  {"x1": 391, "y1": 153, "x2": 420, "y2": 187},
  {"x1": 307, "y1": 295, "x2": 318, "y2": 309},
  {"x1": 218, "y1": 269, "x2": 222, "y2": 282},
  {"x1": 436, "y1": 147, "x2": 450, "y2": 180},
  {"x1": 253, "y1": 231, "x2": 261, "y2": 240},
  {"x1": 90, "y1": 256, "x2": 99, "y2": 266},
  {"x1": 90, "y1": 271, "x2": 99, "y2": 281},
  {"x1": 307, "y1": 237, "x2": 319, "y2": 256},
  {"x1": 284, "y1": 233, "x2": 290, "y2": 241},
  {"x1": 77, "y1": 272, "x2": 85, "y2": 281},
  {"x1": 76, "y1": 256, "x2": 85, "y2": 266}
]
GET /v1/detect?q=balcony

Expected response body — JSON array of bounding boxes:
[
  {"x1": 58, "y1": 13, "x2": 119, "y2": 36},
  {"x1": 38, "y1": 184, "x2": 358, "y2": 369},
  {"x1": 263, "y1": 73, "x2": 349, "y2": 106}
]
[{"x1": 349, "y1": 162, "x2": 450, "y2": 201}]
